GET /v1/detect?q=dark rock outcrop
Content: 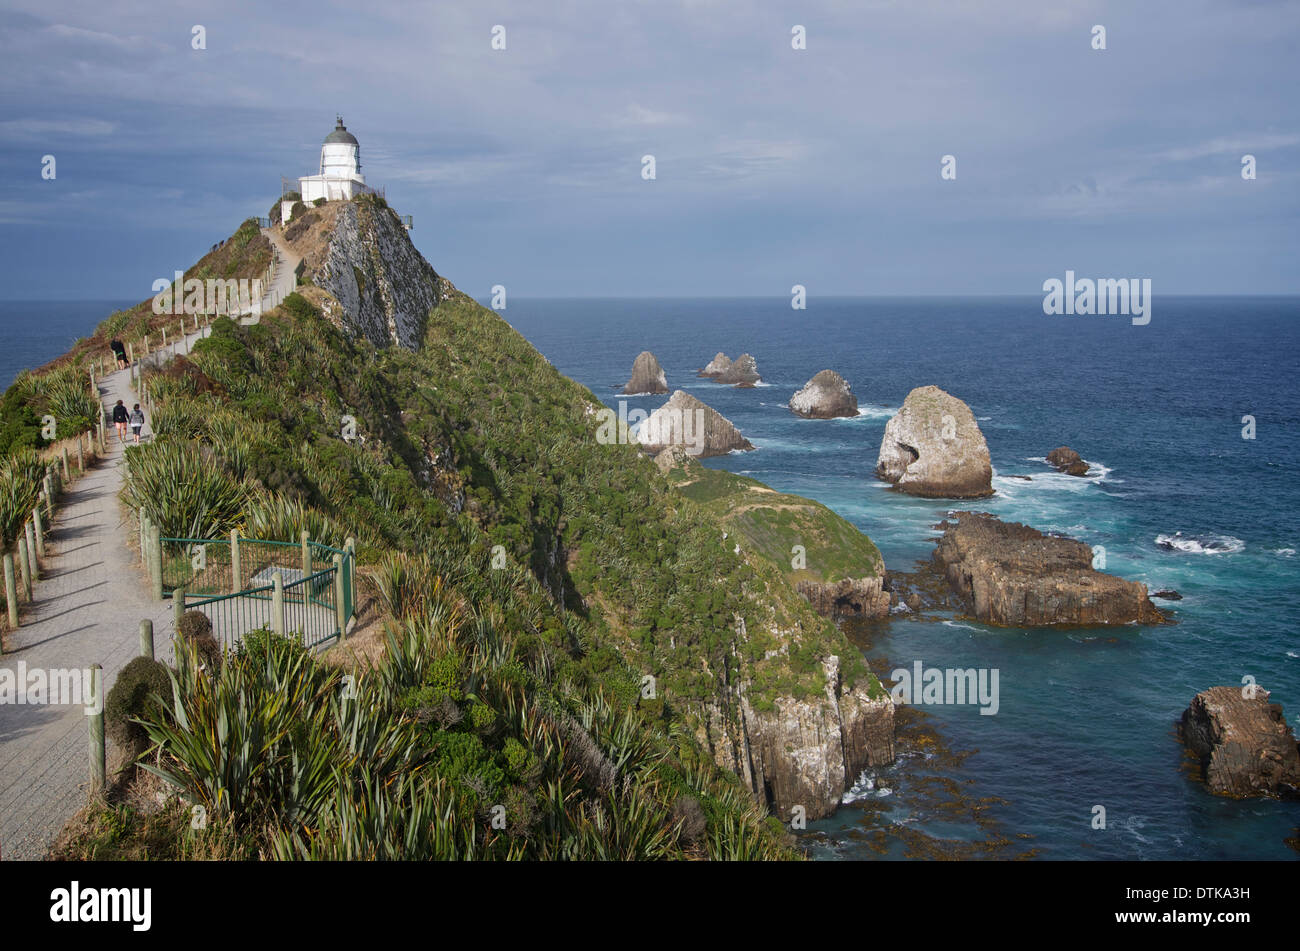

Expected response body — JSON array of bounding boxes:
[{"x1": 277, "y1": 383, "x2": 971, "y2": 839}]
[
  {"x1": 622, "y1": 350, "x2": 668, "y2": 395},
  {"x1": 635, "y1": 390, "x2": 754, "y2": 458},
  {"x1": 1046, "y1": 446, "x2": 1090, "y2": 476},
  {"x1": 1152, "y1": 589, "x2": 1183, "y2": 601},
  {"x1": 795, "y1": 576, "x2": 889, "y2": 620},
  {"x1": 790, "y1": 370, "x2": 858, "y2": 419},
  {"x1": 875, "y1": 385, "x2": 993, "y2": 498},
  {"x1": 716, "y1": 353, "x2": 762, "y2": 386},
  {"x1": 698, "y1": 352, "x2": 732, "y2": 378},
  {"x1": 1180, "y1": 686, "x2": 1300, "y2": 799},
  {"x1": 933, "y1": 512, "x2": 1169, "y2": 626}
]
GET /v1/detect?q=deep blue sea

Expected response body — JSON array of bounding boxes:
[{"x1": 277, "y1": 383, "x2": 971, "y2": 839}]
[
  {"x1": 6, "y1": 295, "x2": 1297, "y2": 859},
  {"x1": 0, "y1": 300, "x2": 134, "y2": 389},
  {"x1": 497, "y1": 295, "x2": 1300, "y2": 861}
]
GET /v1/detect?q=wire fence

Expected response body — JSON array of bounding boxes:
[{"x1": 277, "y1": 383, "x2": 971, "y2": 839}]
[{"x1": 160, "y1": 536, "x2": 353, "y2": 652}]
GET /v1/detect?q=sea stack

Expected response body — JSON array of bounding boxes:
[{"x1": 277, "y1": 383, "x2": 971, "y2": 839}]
[
  {"x1": 932, "y1": 512, "x2": 1169, "y2": 626},
  {"x1": 622, "y1": 350, "x2": 669, "y2": 395},
  {"x1": 1046, "y1": 446, "x2": 1090, "y2": 477},
  {"x1": 698, "y1": 352, "x2": 733, "y2": 378},
  {"x1": 635, "y1": 390, "x2": 754, "y2": 458},
  {"x1": 790, "y1": 370, "x2": 858, "y2": 419},
  {"x1": 875, "y1": 385, "x2": 993, "y2": 498},
  {"x1": 716, "y1": 353, "x2": 762, "y2": 387},
  {"x1": 1179, "y1": 686, "x2": 1300, "y2": 799}
]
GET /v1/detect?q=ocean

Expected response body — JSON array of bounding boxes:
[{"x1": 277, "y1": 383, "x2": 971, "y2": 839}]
[
  {"x1": 497, "y1": 295, "x2": 1300, "y2": 861},
  {"x1": 0, "y1": 300, "x2": 134, "y2": 389},
  {"x1": 6, "y1": 294, "x2": 1297, "y2": 859}
]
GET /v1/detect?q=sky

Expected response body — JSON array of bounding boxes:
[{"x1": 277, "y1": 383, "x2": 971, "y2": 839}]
[{"x1": 0, "y1": 0, "x2": 1297, "y2": 300}]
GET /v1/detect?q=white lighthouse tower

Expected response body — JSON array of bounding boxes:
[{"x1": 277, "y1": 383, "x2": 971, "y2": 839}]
[{"x1": 283, "y1": 117, "x2": 372, "y2": 222}]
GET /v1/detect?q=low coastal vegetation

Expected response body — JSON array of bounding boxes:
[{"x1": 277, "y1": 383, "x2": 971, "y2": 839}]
[
  {"x1": 666, "y1": 461, "x2": 884, "y2": 589},
  {"x1": 52, "y1": 301, "x2": 872, "y2": 858},
  {"x1": 41, "y1": 199, "x2": 895, "y2": 858}
]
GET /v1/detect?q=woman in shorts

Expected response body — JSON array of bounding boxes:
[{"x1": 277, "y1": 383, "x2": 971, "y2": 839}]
[
  {"x1": 111, "y1": 399, "x2": 130, "y2": 442},
  {"x1": 129, "y1": 404, "x2": 145, "y2": 444}
]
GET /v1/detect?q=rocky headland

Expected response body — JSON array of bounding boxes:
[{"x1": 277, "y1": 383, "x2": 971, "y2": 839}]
[{"x1": 932, "y1": 512, "x2": 1169, "y2": 626}]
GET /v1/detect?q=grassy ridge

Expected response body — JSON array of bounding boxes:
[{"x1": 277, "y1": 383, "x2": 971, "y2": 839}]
[
  {"x1": 49, "y1": 212, "x2": 885, "y2": 858},
  {"x1": 668, "y1": 463, "x2": 884, "y2": 586}
]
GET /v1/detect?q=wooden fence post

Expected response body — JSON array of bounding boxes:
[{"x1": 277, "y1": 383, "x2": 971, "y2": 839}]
[
  {"x1": 76, "y1": 437, "x2": 84, "y2": 473},
  {"x1": 88, "y1": 664, "x2": 105, "y2": 796},
  {"x1": 4, "y1": 553, "x2": 17, "y2": 630},
  {"x1": 139, "y1": 509, "x2": 147, "y2": 565},
  {"x1": 16, "y1": 536, "x2": 31, "y2": 600},
  {"x1": 24, "y1": 521, "x2": 38, "y2": 582},
  {"x1": 32, "y1": 507, "x2": 44, "y2": 558},
  {"x1": 173, "y1": 585, "x2": 186, "y2": 633},
  {"x1": 301, "y1": 530, "x2": 312, "y2": 580},
  {"x1": 272, "y1": 571, "x2": 285, "y2": 635},
  {"x1": 61, "y1": 447, "x2": 70, "y2": 480},
  {"x1": 44, "y1": 474, "x2": 55, "y2": 517},
  {"x1": 150, "y1": 525, "x2": 163, "y2": 600},
  {"x1": 139, "y1": 619, "x2": 154, "y2": 659}
]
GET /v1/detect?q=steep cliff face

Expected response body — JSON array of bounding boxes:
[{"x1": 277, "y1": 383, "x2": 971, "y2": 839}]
[
  {"x1": 698, "y1": 652, "x2": 895, "y2": 820},
  {"x1": 285, "y1": 198, "x2": 442, "y2": 349},
  {"x1": 795, "y1": 576, "x2": 888, "y2": 619}
]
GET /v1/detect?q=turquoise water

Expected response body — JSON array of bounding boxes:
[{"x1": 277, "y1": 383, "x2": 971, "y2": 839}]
[{"x1": 500, "y1": 295, "x2": 1300, "y2": 860}]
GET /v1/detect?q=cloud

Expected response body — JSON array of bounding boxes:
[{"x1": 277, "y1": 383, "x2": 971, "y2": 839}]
[
  {"x1": 0, "y1": 118, "x2": 117, "y2": 140},
  {"x1": 1155, "y1": 132, "x2": 1300, "y2": 162},
  {"x1": 614, "y1": 104, "x2": 688, "y2": 127}
]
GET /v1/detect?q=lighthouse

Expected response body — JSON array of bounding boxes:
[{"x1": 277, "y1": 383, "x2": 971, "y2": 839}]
[{"x1": 283, "y1": 117, "x2": 372, "y2": 222}]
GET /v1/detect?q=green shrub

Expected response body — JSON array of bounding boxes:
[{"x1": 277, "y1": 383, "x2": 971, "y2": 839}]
[
  {"x1": 121, "y1": 439, "x2": 249, "y2": 539},
  {"x1": 104, "y1": 657, "x2": 174, "y2": 757},
  {"x1": 235, "y1": 626, "x2": 307, "y2": 666},
  {"x1": 178, "y1": 610, "x2": 222, "y2": 669}
]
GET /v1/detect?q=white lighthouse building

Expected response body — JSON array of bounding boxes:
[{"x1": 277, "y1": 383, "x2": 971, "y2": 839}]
[{"x1": 282, "y1": 117, "x2": 372, "y2": 222}]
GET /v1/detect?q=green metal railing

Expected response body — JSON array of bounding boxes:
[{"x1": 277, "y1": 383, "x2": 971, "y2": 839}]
[{"x1": 157, "y1": 533, "x2": 355, "y2": 651}]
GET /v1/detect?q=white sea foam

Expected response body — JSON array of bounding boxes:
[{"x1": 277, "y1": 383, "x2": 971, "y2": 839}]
[
  {"x1": 1269, "y1": 548, "x2": 1296, "y2": 557},
  {"x1": 1286, "y1": 650, "x2": 1299, "y2": 659},
  {"x1": 855, "y1": 405, "x2": 897, "y2": 420},
  {"x1": 841, "y1": 770, "x2": 877, "y2": 804},
  {"x1": 1155, "y1": 532, "x2": 1245, "y2": 555}
]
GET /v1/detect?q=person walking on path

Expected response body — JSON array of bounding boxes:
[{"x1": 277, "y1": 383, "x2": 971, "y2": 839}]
[
  {"x1": 129, "y1": 403, "x2": 145, "y2": 444},
  {"x1": 111, "y1": 399, "x2": 129, "y2": 442},
  {"x1": 110, "y1": 338, "x2": 127, "y2": 370}
]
